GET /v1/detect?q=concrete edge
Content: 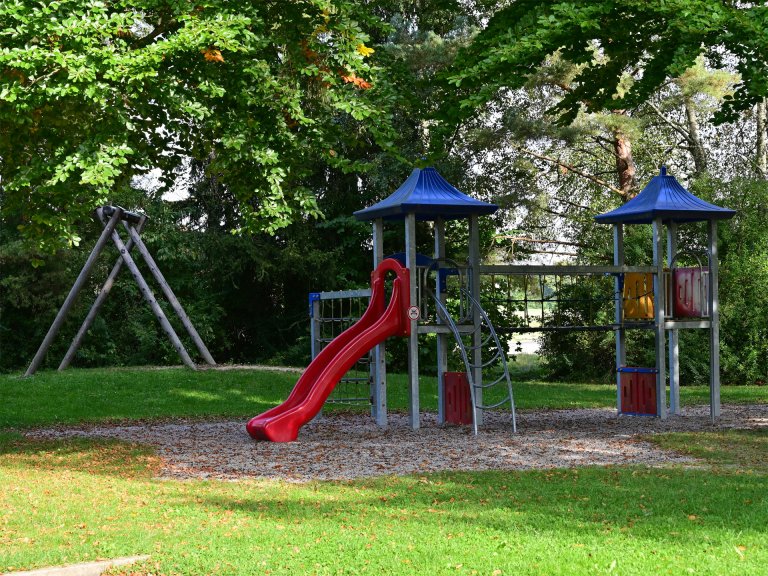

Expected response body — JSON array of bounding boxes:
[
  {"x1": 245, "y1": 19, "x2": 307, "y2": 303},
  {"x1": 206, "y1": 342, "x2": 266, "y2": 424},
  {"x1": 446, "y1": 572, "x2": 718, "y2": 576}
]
[{"x1": 2, "y1": 555, "x2": 150, "y2": 576}]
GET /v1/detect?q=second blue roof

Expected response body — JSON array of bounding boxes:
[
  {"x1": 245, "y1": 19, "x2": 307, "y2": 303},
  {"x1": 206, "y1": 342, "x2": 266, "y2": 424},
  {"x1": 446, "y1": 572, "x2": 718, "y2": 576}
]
[
  {"x1": 595, "y1": 167, "x2": 735, "y2": 224},
  {"x1": 354, "y1": 167, "x2": 498, "y2": 221}
]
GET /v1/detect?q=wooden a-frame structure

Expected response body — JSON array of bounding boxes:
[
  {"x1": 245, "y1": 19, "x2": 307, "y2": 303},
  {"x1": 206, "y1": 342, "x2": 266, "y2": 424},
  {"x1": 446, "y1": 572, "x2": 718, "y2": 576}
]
[{"x1": 25, "y1": 206, "x2": 216, "y2": 376}]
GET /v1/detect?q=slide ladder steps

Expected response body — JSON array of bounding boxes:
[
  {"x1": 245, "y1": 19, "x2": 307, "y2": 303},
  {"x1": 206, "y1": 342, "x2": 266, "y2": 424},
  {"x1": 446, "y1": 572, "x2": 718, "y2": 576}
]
[{"x1": 432, "y1": 289, "x2": 517, "y2": 434}]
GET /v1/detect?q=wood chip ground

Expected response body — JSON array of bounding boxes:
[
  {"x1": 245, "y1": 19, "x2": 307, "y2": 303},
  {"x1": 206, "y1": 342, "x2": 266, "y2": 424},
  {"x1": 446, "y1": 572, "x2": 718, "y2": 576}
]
[{"x1": 25, "y1": 404, "x2": 768, "y2": 482}]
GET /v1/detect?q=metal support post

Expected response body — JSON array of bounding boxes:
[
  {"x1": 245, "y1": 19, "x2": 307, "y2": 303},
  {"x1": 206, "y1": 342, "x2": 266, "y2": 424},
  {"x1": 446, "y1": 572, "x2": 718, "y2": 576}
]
[
  {"x1": 58, "y1": 215, "x2": 148, "y2": 371},
  {"x1": 708, "y1": 220, "x2": 721, "y2": 421},
  {"x1": 469, "y1": 214, "x2": 483, "y2": 425},
  {"x1": 106, "y1": 212, "x2": 197, "y2": 370},
  {"x1": 667, "y1": 222, "x2": 680, "y2": 414},
  {"x1": 372, "y1": 218, "x2": 387, "y2": 426},
  {"x1": 122, "y1": 221, "x2": 216, "y2": 366},
  {"x1": 434, "y1": 218, "x2": 447, "y2": 424},
  {"x1": 613, "y1": 224, "x2": 626, "y2": 414},
  {"x1": 652, "y1": 218, "x2": 668, "y2": 419},
  {"x1": 405, "y1": 213, "x2": 420, "y2": 430},
  {"x1": 25, "y1": 207, "x2": 124, "y2": 376}
]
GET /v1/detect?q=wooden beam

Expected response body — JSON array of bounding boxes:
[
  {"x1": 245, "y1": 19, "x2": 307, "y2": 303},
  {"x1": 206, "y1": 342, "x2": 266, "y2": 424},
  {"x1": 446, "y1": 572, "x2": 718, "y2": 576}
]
[
  {"x1": 123, "y1": 221, "x2": 216, "y2": 366},
  {"x1": 109, "y1": 224, "x2": 197, "y2": 370},
  {"x1": 58, "y1": 215, "x2": 148, "y2": 371},
  {"x1": 652, "y1": 219, "x2": 668, "y2": 420},
  {"x1": 708, "y1": 220, "x2": 721, "y2": 422},
  {"x1": 25, "y1": 207, "x2": 123, "y2": 376}
]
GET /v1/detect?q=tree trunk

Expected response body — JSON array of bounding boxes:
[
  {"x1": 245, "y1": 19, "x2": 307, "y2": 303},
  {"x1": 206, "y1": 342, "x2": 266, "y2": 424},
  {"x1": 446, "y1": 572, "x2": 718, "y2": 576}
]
[
  {"x1": 757, "y1": 97, "x2": 767, "y2": 178},
  {"x1": 613, "y1": 131, "x2": 636, "y2": 199},
  {"x1": 683, "y1": 96, "x2": 708, "y2": 176}
]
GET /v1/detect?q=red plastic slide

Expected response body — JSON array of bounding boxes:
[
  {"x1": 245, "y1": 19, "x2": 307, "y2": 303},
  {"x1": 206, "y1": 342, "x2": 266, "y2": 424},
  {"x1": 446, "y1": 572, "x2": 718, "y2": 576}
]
[{"x1": 246, "y1": 259, "x2": 410, "y2": 442}]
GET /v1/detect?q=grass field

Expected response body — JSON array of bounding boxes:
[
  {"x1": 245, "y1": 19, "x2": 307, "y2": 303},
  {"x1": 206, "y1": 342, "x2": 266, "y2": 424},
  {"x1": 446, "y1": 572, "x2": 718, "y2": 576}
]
[
  {"x1": 1, "y1": 364, "x2": 766, "y2": 428},
  {"x1": 1, "y1": 366, "x2": 766, "y2": 575}
]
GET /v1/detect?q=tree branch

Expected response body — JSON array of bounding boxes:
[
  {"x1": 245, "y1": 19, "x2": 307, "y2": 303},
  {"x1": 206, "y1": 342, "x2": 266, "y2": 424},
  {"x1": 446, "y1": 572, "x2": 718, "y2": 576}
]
[
  {"x1": 512, "y1": 144, "x2": 625, "y2": 197},
  {"x1": 647, "y1": 102, "x2": 690, "y2": 141},
  {"x1": 495, "y1": 235, "x2": 589, "y2": 248}
]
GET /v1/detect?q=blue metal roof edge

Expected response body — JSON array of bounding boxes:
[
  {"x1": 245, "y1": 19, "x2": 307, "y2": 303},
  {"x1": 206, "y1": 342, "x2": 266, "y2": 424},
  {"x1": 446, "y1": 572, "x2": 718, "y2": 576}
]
[
  {"x1": 594, "y1": 167, "x2": 736, "y2": 225},
  {"x1": 354, "y1": 167, "x2": 498, "y2": 222}
]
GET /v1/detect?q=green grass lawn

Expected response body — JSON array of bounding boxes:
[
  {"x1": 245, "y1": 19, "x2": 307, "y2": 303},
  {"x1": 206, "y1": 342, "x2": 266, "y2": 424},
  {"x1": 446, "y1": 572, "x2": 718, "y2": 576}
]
[
  {"x1": 1, "y1": 429, "x2": 766, "y2": 575},
  {"x1": 1, "y1": 366, "x2": 766, "y2": 574},
  {"x1": 1, "y1": 366, "x2": 766, "y2": 428}
]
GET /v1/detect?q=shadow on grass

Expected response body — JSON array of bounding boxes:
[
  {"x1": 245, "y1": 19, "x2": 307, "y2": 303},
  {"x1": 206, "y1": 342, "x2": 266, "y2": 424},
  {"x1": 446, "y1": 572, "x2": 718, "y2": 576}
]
[
  {"x1": 192, "y1": 466, "x2": 768, "y2": 563},
  {"x1": 0, "y1": 432, "x2": 161, "y2": 479}
]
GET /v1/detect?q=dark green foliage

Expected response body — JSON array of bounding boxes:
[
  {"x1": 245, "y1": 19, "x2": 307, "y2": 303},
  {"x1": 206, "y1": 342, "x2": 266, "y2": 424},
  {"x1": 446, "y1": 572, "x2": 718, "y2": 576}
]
[{"x1": 695, "y1": 178, "x2": 768, "y2": 385}]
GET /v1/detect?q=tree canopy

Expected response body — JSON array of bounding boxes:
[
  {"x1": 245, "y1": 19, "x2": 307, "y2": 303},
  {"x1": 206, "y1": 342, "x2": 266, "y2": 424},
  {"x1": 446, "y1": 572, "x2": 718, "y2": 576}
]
[
  {"x1": 447, "y1": 1, "x2": 768, "y2": 126},
  {"x1": 0, "y1": 0, "x2": 389, "y2": 251}
]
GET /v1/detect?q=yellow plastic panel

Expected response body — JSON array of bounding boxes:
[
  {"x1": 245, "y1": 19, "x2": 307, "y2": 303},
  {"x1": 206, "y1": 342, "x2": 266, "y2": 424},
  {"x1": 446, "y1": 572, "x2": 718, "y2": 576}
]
[{"x1": 623, "y1": 273, "x2": 654, "y2": 320}]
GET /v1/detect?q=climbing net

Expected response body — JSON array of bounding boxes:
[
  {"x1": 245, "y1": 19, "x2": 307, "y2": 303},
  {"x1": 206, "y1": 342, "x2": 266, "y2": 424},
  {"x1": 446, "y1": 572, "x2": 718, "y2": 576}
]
[{"x1": 309, "y1": 289, "x2": 373, "y2": 406}]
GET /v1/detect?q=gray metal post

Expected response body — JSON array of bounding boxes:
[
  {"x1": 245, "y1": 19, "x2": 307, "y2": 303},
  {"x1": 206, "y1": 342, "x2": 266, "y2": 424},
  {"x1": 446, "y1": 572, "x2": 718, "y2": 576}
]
[
  {"x1": 25, "y1": 207, "x2": 124, "y2": 376},
  {"x1": 310, "y1": 297, "x2": 320, "y2": 360},
  {"x1": 708, "y1": 219, "x2": 721, "y2": 421},
  {"x1": 405, "y1": 212, "x2": 420, "y2": 430},
  {"x1": 108, "y1": 222, "x2": 197, "y2": 370},
  {"x1": 652, "y1": 218, "x2": 668, "y2": 419},
  {"x1": 122, "y1": 221, "x2": 216, "y2": 366},
  {"x1": 434, "y1": 217, "x2": 447, "y2": 424},
  {"x1": 309, "y1": 294, "x2": 323, "y2": 422},
  {"x1": 58, "y1": 215, "x2": 148, "y2": 371},
  {"x1": 667, "y1": 222, "x2": 680, "y2": 414},
  {"x1": 372, "y1": 218, "x2": 387, "y2": 426},
  {"x1": 613, "y1": 224, "x2": 626, "y2": 413},
  {"x1": 469, "y1": 214, "x2": 483, "y2": 425}
]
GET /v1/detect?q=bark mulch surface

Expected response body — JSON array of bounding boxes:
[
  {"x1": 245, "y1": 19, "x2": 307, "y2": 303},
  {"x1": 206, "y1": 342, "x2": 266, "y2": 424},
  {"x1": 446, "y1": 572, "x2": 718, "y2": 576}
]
[{"x1": 25, "y1": 404, "x2": 768, "y2": 482}]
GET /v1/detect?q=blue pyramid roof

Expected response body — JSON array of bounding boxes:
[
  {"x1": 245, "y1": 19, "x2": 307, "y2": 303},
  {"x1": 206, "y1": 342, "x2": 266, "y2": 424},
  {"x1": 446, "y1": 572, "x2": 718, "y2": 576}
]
[
  {"x1": 595, "y1": 167, "x2": 735, "y2": 225},
  {"x1": 354, "y1": 167, "x2": 498, "y2": 222}
]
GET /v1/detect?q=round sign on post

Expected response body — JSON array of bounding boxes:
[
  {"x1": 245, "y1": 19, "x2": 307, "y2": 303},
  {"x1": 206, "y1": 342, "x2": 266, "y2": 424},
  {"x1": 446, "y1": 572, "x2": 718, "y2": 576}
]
[{"x1": 407, "y1": 306, "x2": 420, "y2": 321}]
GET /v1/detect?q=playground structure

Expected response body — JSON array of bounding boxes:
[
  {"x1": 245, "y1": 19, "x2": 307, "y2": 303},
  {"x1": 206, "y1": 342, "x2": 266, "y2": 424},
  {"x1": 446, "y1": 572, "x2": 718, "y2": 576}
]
[
  {"x1": 248, "y1": 167, "x2": 519, "y2": 441},
  {"x1": 247, "y1": 166, "x2": 735, "y2": 441},
  {"x1": 595, "y1": 166, "x2": 735, "y2": 421},
  {"x1": 25, "y1": 206, "x2": 216, "y2": 376}
]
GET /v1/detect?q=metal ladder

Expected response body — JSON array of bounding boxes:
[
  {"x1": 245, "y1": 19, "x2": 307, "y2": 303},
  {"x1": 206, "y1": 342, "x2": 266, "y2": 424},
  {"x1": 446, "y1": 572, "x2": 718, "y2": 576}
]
[{"x1": 431, "y1": 286, "x2": 518, "y2": 434}]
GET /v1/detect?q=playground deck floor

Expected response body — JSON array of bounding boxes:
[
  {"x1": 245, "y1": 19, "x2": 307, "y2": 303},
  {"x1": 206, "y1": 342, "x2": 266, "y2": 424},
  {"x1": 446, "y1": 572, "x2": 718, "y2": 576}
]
[{"x1": 24, "y1": 405, "x2": 768, "y2": 482}]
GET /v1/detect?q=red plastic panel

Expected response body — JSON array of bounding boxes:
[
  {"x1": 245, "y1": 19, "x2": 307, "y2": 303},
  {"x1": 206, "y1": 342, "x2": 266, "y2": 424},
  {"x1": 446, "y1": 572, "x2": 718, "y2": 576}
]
[
  {"x1": 673, "y1": 267, "x2": 705, "y2": 318},
  {"x1": 636, "y1": 374, "x2": 657, "y2": 415},
  {"x1": 620, "y1": 373, "x2": 636, "y2": 413},
  {"x1": 619, "y1": 368, "x2": 657, "y2": 415},
  {"x1": 444, "y1": 372, "x2": 473, "y2": 425}
]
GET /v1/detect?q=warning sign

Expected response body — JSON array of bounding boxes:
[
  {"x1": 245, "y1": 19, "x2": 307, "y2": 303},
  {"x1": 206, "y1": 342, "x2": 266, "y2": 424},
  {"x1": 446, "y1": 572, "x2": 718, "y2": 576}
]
[{"x1": 407, "y1": 306, "x2": 420, "y2": 321}]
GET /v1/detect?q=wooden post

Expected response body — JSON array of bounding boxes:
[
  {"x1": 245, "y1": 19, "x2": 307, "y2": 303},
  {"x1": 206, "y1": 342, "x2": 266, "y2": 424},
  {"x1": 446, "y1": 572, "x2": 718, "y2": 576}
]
[
  {"x1": 25, "y1": 207, "x2": 123, "y2": 376},
  {"x1": 405, "y1": 212, "x2": 420, "y2": 430},
  {"x1": 613, "y1": 224, "x2": 626, "y2": 414},
  {"x1": 122, "y1": 221, "x2": 216, "y2": 366},
  {"x1": 667, "y1": 222, "x2": 680, "y2": 414},
  {"x1": 708, "y1": 219, "x2": 721, "y2": 422},
  {"x1": 434, "y1": 217, "x2": 447, "y2": 424},
  {"x1": 652, "y1": 218, "x2": 668, "y2": 419},
  {"x1": 58, "y1": 215, "x2": 148, "y2": 371},
  {"x1": 372, "y1": 218, "x2": 387, "y2": 427},
  {"x1": 108, "y1": 221, "x2": 197, "y2": 370},
  {"x1": 469, "y1": 214, "x2": 483, "y2": 426}
]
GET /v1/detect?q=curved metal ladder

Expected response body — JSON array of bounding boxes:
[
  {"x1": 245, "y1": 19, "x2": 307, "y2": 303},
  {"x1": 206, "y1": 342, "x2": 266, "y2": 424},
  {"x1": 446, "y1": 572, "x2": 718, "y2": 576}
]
[{"x1": 431, "y1": 288, "x2": 517, "y2": 435}]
